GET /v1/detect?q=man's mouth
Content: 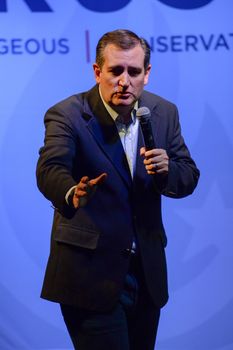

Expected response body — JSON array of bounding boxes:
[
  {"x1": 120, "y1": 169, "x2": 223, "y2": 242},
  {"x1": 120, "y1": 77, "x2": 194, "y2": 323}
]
[{"x1": 115, "y1": 92, "x2": 132, "y2": 99}]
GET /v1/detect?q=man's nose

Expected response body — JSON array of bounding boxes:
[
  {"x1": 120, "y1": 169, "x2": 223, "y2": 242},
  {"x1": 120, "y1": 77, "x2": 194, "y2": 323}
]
[{"x1": 118, "y1": 72, "x2": 130, "y2": 87}]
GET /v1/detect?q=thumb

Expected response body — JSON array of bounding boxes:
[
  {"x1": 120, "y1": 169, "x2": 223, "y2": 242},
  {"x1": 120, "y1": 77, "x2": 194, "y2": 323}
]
[{"x1": 140, "y1": 147, "x2": 146, "y2": 156}]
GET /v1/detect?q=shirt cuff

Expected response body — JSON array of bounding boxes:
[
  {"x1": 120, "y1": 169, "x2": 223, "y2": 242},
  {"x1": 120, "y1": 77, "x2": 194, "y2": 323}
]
[{"x1": 65, "y1": 185, "x2": 77, "y2": 205}]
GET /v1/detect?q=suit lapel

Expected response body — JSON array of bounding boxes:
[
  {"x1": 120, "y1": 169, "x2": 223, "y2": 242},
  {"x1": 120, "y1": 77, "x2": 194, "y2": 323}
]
[{"x1": 83, "y1": 86, "x2": 132, "y2": 188}]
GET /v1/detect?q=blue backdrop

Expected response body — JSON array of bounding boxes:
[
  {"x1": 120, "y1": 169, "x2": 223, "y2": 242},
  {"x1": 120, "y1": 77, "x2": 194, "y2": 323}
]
[{"x1": 0, "y1": 0, "x2": 233, "y2": 349}]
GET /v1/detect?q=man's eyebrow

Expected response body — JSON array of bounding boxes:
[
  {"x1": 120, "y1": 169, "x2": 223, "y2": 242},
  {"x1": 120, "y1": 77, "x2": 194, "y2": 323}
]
[
  {"x1": 107, "y1": 65, "x2": 142, "y2": 70},
  {"x1": 108, "y1": 65, "x2": 123, "y2": 69}
]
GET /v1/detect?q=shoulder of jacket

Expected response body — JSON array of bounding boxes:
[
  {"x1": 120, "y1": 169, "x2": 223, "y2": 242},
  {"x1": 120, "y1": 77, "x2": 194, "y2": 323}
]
[
  {"x1": 48, "y1": 92, "x2": 85, "y2": 113},
  {"x1": 141, "y1": 90, "x2": 177, "y2": 110}
]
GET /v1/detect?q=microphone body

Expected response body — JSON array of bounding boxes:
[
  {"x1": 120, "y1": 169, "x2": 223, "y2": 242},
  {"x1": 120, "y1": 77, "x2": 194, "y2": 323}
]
[{"x1": 136, "y1": 107, "x2": 155, "y2": 150}]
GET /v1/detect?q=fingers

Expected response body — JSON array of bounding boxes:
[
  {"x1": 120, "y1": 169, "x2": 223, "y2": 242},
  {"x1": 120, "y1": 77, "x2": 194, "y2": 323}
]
[
  {"x1": 77, "y1": 176, "x2": 89, "y2": 190},
  {"x1": 140, "y1": 147, "x2": 169, "y2": 175},
  {"x1": 75, "y1": 176, "x2": 89, "y2": 197},
  {"x1": 73, "y1": 173, "x2": 107, "y2": 209},
  {"x1": 80, "y1": 176, "x2": 89, "y2": 184},
  {"x1": 89, "y1": 172, "x2": 107, "y2": 186}
]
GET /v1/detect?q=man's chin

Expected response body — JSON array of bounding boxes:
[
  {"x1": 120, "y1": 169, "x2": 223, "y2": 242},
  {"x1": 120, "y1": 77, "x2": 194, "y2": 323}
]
[
  {"x1": 110, "y1": 103, "x2": 135, "y2": 115},
  {"x1": 111, "y1": 97, "x2": 135, "y2": 108}
]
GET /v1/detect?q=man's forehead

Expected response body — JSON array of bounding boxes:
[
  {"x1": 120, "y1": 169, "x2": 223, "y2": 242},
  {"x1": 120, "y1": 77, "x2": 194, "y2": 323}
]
[
  {"x1": 103, "y1": 44, "x2": 145, "y2": 64},
  {"x1": 103, "y1": 43, "x2": 144, "y2": 54}
]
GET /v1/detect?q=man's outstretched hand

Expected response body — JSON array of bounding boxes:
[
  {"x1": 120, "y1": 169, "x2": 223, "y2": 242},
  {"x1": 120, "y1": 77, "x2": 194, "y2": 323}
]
[{"x1": 73, "y1": 173, "x2": 107, "y2": 209}]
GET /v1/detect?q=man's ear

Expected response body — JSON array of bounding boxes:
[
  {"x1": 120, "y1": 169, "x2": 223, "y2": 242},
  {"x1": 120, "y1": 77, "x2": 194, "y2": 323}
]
[
  {"x1": 144, "y1": 64, "x2": 152, "y2": 86},
  {"x1": 93, "y1": 63, "x2": 101, "y2": 84}
]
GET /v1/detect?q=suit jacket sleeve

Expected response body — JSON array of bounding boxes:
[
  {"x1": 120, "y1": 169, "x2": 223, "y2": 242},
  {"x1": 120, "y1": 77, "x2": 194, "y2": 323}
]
[
  {"x1": 153, "y1": 103, "x2": 200, "y2": 198},
  {"x1": 36, "y1": 104, "x2": 78, "y2": 213}
]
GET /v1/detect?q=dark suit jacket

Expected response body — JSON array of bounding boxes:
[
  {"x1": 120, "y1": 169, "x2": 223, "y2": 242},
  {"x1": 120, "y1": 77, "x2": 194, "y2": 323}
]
[{"x1": 36, "y1": 85, "x2": 199, "y2": 311}]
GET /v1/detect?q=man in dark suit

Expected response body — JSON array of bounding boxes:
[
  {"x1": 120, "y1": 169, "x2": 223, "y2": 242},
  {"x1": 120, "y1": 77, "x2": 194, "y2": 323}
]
[{"x1": 36, "y1": 29, "x2": 199, "y2": 350}]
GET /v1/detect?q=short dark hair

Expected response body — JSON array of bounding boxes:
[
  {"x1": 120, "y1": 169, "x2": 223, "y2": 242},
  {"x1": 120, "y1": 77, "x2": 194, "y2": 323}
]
[{"x1": 96, "y1": 29, "x2": 151, "y2": 70}]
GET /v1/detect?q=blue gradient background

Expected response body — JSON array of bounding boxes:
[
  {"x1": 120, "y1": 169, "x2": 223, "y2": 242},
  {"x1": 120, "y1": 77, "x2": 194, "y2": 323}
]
[{"x1": 0, "y1": 0, "x2": 232, "y2": 349}]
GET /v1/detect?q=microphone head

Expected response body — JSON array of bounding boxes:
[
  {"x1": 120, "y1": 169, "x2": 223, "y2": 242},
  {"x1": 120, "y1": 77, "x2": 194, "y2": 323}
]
[
  {"x1": 136, "y1": 107, "x2": 155, "y2": 149},
  {"x1": 136, "y1": 107, "x2": 151, "y2": 120}
]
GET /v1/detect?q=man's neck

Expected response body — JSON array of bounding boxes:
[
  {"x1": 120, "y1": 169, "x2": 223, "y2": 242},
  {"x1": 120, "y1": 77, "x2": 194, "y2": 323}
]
[{"x1": 109, "y1": 103, "x2": 133, "y2": 116}]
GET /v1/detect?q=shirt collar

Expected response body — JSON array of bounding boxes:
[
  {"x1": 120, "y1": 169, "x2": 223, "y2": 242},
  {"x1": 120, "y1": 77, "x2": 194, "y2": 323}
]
[{"x1": 98, "y1": 85, "x2": 138, "y2": 124}]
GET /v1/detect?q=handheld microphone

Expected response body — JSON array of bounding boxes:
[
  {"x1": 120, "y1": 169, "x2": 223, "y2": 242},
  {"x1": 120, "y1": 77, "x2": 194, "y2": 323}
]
[{"x1": 136, "y1": 107, "x2": 155, "y2": 150}]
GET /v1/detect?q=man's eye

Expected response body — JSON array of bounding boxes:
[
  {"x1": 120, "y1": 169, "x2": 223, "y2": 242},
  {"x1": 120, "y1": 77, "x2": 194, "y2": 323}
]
[
  {"x1": 110, "y1": 67, "x2": 124, "y2": 76},
  {"x1": 109, "y1": 67, "x2": 142, "y2": 77},
  {"x1": 128, "y1": 68, "x2": 141, "y2": 77}
]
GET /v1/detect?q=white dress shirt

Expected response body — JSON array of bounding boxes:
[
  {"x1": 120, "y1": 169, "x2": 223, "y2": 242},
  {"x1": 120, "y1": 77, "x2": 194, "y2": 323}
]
[{"x1": 99, "y1": 88, "x2": 139, "y2": 178}]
